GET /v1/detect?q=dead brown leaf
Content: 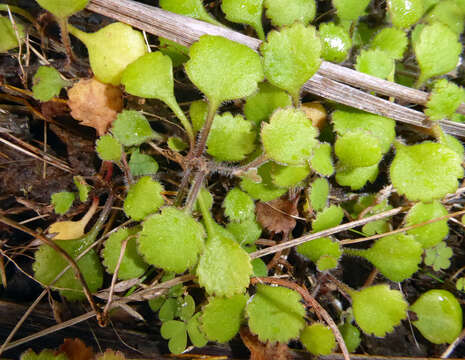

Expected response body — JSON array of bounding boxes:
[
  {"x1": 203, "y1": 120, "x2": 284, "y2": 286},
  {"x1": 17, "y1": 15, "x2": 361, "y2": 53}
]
[
  {"x1": 240, "y1": 327, "x2": 291, "y2": 360},
  {"x1": 67, "y1": 78, "x2": 123, "y2": 136},
  {"x1": 256, "y1": 196, "x2": 299, "y2": 234},
  {"x1": 58, "y1": 338, "x2": 94, "y2": 360},
  {"x1": 95, "y1": 349, "x2": 127, "y2": 360}
]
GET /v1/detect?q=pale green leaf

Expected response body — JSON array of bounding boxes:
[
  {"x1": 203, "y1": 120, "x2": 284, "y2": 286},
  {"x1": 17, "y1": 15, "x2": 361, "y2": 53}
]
[
  {"x1": 425, "y1": 0, "x2": 465, "y2": 35},
  {"x1": 425, "y1": 79, "x2": 465, "y2": 121},
  {"x1": 390, "y1": 142, "x2": 463, "y2": 202},
  {"x1": 185, "y1": 35, "x2": 264, "y2": 105},
  {"x1": 158, "y1": 37, "x2": 189, "y2": 67},
  {"x1": 387, "y1": 0, "x2": 424, "y2": 28},
  {"x1": 246, "y1": 284, "x2": 306, "y2": 343},
  {"x1": 370, "y1": 27, "x2": 408, "y2": 60},
  {"x1": 264, "y1": 0, "x2": 316, "y2": 27},
  {"x1": 300, "y1": 323, "x2": 336, "y2": 355},
  {"x1": 129, "y1": 150, "x2": 159, "y2": 176},
  {"x1": 335, "y1": 131, "x2": 382, "y2": 168},
  {"x1": 73, "y1": 176, "x2": 91, "y2": 202},
  {"x1": 189, "y1": 100, "x2": 208, "y2": 133},
  {"x1": 332, "y1": 0, "x2": 370, "y2": 20},
  {"x1": 309, "y1": 177, "x2": 329, "y2": 212},
  {"x1": 139, "y1": 207, "x2": 205, "y2": 273},
  {"x1": 261, "y1": 107, "x2": 318, "y2": 165},
  {"x1": 0, "y1": 16, "x2": 25, "y2": 52},
  {"x1": 424, "y1": 241, "x2": 453, "y2": 271},
  {"x1": 159, "y1": 0, "x2": 222, "y2": 26},
  {"x1": 411, "y1": 290, "x2": 463, "y2": 344},
  {"x1": 261, "y1": 23, "x2": 321, "y2": 100},
  {"x1": 167, "y1": 137, "x2": 188, "y2": 152},
  {"x1": 319, "y1": 22, "x2": 352, "y2": 63},
  {"x1": 179, "y1": 294, "x2": 195, "y2": 321},
  {"x1": 271, "y1": 163, "x2": 310, "y2": 187},
  {"x1": 223, "y1": 188, "x2": 255, "y2": 222},
  {"x1": 51, "y1": 191, "x2": 75, "y2": 215},
  {"x1": 355, "y1": 49, "x2": 395, "y2": 80},
  {"x1": 111, "y1": 110, "x2": 157, "y2": 147},
  {"x1": 186, "y1": 313, "x2": 208, "y2": 347},
  {"x1": 32, "y1": 66, "x2": 69, "y2": 102},
  {"x1": 36, "y1": 0, "x2": 88, "y2": 18},
  {"x1": 339, "y1": 322, "x2": 361, "y2": 352},
  {"x1": 123, "y1": 176, "x2": 164, "y2": 221},
  {"x1": 351, "y1": 284, "x2": 407, "y2": 336},
  {"x1": 227, "y1": 219, "x2": 262, "y2": 247},
  {"x1": 221, "y1": 0, "x2": 264, "y2": 40},
  {"x1": 312, "y1": 205, "x2": 344, "y2": 232},
  {"x1": 297, "y1": 237, "x2": 341, "y2": 271},
  {"x1": 310, "y1": 143, "x2": 334, "y2": 176},
  {"x1": 201, "y1": 294, "x2": 248, "y2": 342},
  {"x1": 96, "y1": 135, "x2": 122, "y2": 162},
  {"x1": 160, "y1": 320, "x2": 187, "y2": 354},
  {"x1": 21, "y1": 349, "x2": 68, "y2": 360},
  {"x1": 335, "y1": 163, "x2": 379, "y2": 190},
  {"x1": 240, "y1": 162, "x2": 287, "y2": 202}
]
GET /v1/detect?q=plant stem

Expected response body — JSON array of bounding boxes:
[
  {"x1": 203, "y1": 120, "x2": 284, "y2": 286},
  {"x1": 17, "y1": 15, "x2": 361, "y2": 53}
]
[
  {"x1": 193, "y1": 99, "x2": 219, "y2": 157},
  {"x1": 56, "y1": 17, "x2": 77, "y2": 65},
  {"x1": 169, "y1": 101, "x2": 195, "y2": 147},
  {"x1": 196, "y1": 186, "x2": 215, "y2": 237},
  {"x1": 184, "y1": 170, "x2": 206, "y2": 214}
]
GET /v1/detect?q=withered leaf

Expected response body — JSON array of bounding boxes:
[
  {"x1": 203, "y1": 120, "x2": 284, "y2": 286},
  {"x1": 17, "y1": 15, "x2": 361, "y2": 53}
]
[
  {"x1": 240, "y1": 327, "x2": 291, "y2": 360},
  {"x1": 256, "y1": 195, "x2": 299, "y2": 234},
  {"x1": 58, "y1": 338, "x2": 94, "y2": 360},
  {"x1": 68, "y1": 78, "x2": 123, "y2": 136}
]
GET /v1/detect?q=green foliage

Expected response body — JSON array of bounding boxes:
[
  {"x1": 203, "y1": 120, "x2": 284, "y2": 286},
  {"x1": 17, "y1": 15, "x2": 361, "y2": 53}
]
[
  {"x1": 410, "y1": 290, "x2": 463, "y2": 344},
  {"x1": 158, "y1": 37, "x2": 189, "y2": 67},
  {"x1": 359, "y1": 199, "x2": 393, "y2": 236},
  {"x1": 160, "y1": 320, "x2": 187, "y2": 354},
  {"x1": 159, "y1": 0, "x2": 222, "y2": 26},
  {"x1": 424, "y1": 242, "x2": 453, "y2": 271},
  {"x1": 425, "y1": 79, "x2": 465, "y2": 121},
  {"x1": 300, "y1": 323, "x2": 336, "y2": 355},
  {"x1": 261, "y1": 107, "x2": 318, "y2": 165},
  {"x1": 456, "y1": 277, "x2": 465, "y2": 291},
  {"x1": 351, "y1": 284, "x2": 407, "y2": 336},
  {"x1": 387, "y1": 0, "x2": 424, "y2": 28},
  {"x1": 96, "y1": 135, "x2": 122, "y2": 162},
  {"x1": 309, "y1": 177, "x2": 329, "y2": 211},
  {"x1": 264, "y1": 0, "x2": 316, "y2": 27},
  {"x1": 346, "y1": 234, "x2": 423, "y2": 281},
  {"x1": 32, "y1": 66, "x2": 69, "y2": 102},
  {"x1": 413, "y1": 22, "x2": 461, "y2": 85},
  {"x1": 271, "y1": 163, "x2": 310, "y2": 187},
  {"x1": 332, "y1": 109, "x2": 396, "y2": 154},
  {"x1": 227, "y1": 219, "x2": 262, "y2": 247},
  {"x1": 21, "y1": 349, "x2": 68, "y2": 360},
  {"x1": 335, "y1": 163, "x2": 379, "y2": 190},
  {"x1": 221, "y1": 0, "x2": 265, "y2": 40},
  {"x1": 370, "y1": 27, "x2": 408, "y2": 60},
  {"x1": 123, "y1": 176, "x2": 164, "y2": 221},
  {"x1": 196, "y1": 231, "x2": 252, "y2": 296},
  {"x1": 201, "y1": 294, "x2": 248, "y2": 342},
  {"x1": 51, "y1": 191, "x2": 75, "y2": 215},
  {"x1": 207, "y1": 113, "x2": 256, "y2": 161},
  {"x1": 405, "y1": 201, "x2": 448, "y2": 248},
  {"x1": 425, "y1": 0, "x2": 465, "y2": 35},
  {"x1": 339, "y1": 321, "x2": 361, "y2": 352},
  {"x1": 185, "y1": 35, "x2": 264, "y2": 107},
  {"x1": 240, "y1": 162, "x2": 287, "y2": 201},
  {"x1": 112, "y1": 110, "x2": 158, "y2": 147},
  {"x1": 312, "y1": 205, "x2": 344, "y2": 232},
  {"x1": 33, "y1": 237, "x2": 103, "y2": 300},
  {"x1": 246, "y1": 284, "x2": 306, "y2": 343},
  {"x1": 243, "y1": 82, "x2": 292, "y2": 125},
  {"x1": 189, "y1": 99, "x2": 208, "y2": 133},
  {"x1": 297, "y1": 237, "x2": 341, "y2": 271},
  {"x1": 440, "y1": 134, "x2": 465, "y2": 157},
  {"x1": 355, "y1": 49, "x2": 395, "y2": 80},
  {"x1": 335, "y1": 131, "x2": 382, "y2": 168},
  {"x1": 390, "y1": 142, "x2": 463, "y2": 202},
  {"x1": 223, "y1": 188, "x2": 255, "y2": 222},
  {"x1": 0, "y1": 16, "x2": 25, "y2": 52},
  {"x1": 319, "y1": 22, "x2": 352, "y2": 63},
  {"x1": 167, "y1": 137, "x2": 188, "y2": 152},
  {"x1": 102, "y1": 227, "x2": 148, "y2": 280},
  {"x1": 186, "y1": 313, "x2": 208, "y2": 347},
  {"x1": 332, "y1": 0, "x2": 370, "y2": 20},
  {"x1": 35, "y1": 0, "x2": 88, "y2": 18},
  {"x1": 139, "y1": 207, "x2": 205, "y2": 273},
  {"x1": 68, "y1": 23, "x2": 147, "y2": 85},
  {"x1": 261, "y1": 23, "x2": 321, "y2": 101},
  {"x1": 129, "y1": 150, "x2": 159, "y2": 176},
  {"x1": 73, "y1": 176, "x2": 90, "y2": 202},
  {"x1": 311, "y1": 143, "x2": 334, "y2": 176}
]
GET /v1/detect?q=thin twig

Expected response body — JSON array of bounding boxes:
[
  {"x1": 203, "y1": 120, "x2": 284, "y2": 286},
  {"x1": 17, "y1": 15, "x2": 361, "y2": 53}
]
[{"x1": 441, "y1": 326, "x2": 465, "y2": 358}]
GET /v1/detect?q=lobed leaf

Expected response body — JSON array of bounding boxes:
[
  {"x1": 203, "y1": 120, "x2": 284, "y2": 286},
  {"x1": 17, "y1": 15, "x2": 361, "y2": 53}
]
[
  {"x1": 370, "y1": 27, "x2": 408, "y2": 60},
  {"x1": 387, "y1": 0, "x2": 424, "y2": 28},
  {"x1": 309, "y1": 177, "x2": 329, "y2": 212},
  {"x1": 51, "y1": 192, "x2": 75, "y2": 215},
  {"x1": 425, "y1": 79, "x2": 465, "y2": 121},
  {"x1": 128, "y1": 150, "x2": 159, "y2": 177},
  {"x1": 111, "y1": 110, "x2": 157, "y2": 147},
  {"x1": 221, "y1": 0, "x2": 264, "y2": 40},
  {"x1": 335, "y1": 163, "x2": 379, "y2": 190},
  {"x1": 332, "y1": 0, "x2": 370, "y2": 21},
  {"x1": 32, "y1": 66, "x2": 70, "y2": 102},
  {"x1": 355, "y1": 49, "x2": 395, "y2": 80},
  {"x1": 297, "y1": 237, "x2": 341, "y2": 271},
  {"x1": 424, "y1": 241, "x2": 453, "y2": 271},
  {"x1": 300, "y1": 323, "x2": 336, "y2": 355},
  {"x1": 123, "y1": 177, "x2": 164, "y2": 221},
  {"x1": 264, "y1": 0, "x2": 316, "y2": 27},
  {"x1": 223, "y1": 188, "x2": 256, "y2": 222},
  {"x1": 310, "y1": 143, "x2": 334, "y2": 176},
  {"x1": 335, "y1": 130, "x2": 382, "y2": 168},
  {"x1": 312, "y1": 205, "x2": 344, "y2": 232},
  {"x1": 96, "y1": 135, "x2": 122, "y2": 162},
  {"x1": 240, "y1": 162, "x2": 287, "y2": 202}
]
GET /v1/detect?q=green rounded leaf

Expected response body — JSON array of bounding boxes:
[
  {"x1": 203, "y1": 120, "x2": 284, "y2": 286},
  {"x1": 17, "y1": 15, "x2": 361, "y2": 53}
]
[
  {"x1": 111, "y1": 110, "x2": 157, "y2": 147},
  {"x1": 425, "y1": 0, "x2": 465, "y2": 35},
  {"x1": 240, "y1": 162, "x2": 287, "y2": 202},
  {"x1": 424, "y1": 241, "x2": 453, "y2": 271},
  {"x1": 223, "y1": 188, "x2": 255, "y2": 222},
  {"x1": 246, "y1": 284, "x2": 306, "y2": 343},
  {"x1": 159, "y1": 0, "x2": 221, "y2": 26},
  {"x1": 414, "y1": 22, "x2": 461, "y2": 84},
  {"x1": 36, "y1": 0, "x2": 88, "y2": 18},
  {"x1": 271, "y1": 163, "x2": 310, "y2": 187},
  {"x1": 189, "y1": 99, "x2": 208, "y2": 133},
  {"x1": 319, "y1": 22, "x2": 352, "y2": 63},
  {"x1": 207, "y1": 113, "x2": 256, "y2": 161},
  {"x1": 387, "y1": 0, "x2": 424, "y2": 28},
  {"x1": 201, "y1": 294, "x2": 248, "y2": 342},
  {"x1": 355, "y1": 49, "x2": 395, "y2": 80},
  {"x1": 336, "y1": 163, "x2": 379, "y2": 190},
  {"x1": 264, "y1": 0, "x2": 316, "y2": 27},
  {"x1": 186, "y1": 313, "x2": 208, "y2": 347},
  {"x1": 227, "y1": 219, "x2": 262, "y2": 247},
  {"x1": 158, "y1": 37, "x2": 189, "y2": 67},
  {"x1": 405, "y1": 201, "x2": 449, "y2": 248},
  {"x1": 51, "y1": 191, "x2": 75, "y2": 215},
  {"x1": 21, "y1": 349, "x2": 68, "y2": 360},
  {"x1": 261, "y1": 23, "x2": 321, "y2": 100},
  {"x1": 300, "y1": 323, "x2": 336, "y2": 355},
  {"x1": 73, "y1": 176, "x2": 91, "y2": 203},
  {"x1": 370, "y1": 27, "x2": 408, "y2": 60},
  {"x1": 332, "y1": 0, "x2": 370, "y2": 21},
  {"x1": 339, "y1": 322, "x2": 361, "y2": 352},
  {"x1": 425, "y1": 79, "x2": 465, "y2": 121},
  {"x1": 312, "y1": 205, "x2": 344, "y2": 232},
  {"x1": 390, "y1": 142, "x2": 463, "y2": 202},
  {"x1": 221, "y1": 0, "x2": 264, "y2": 40},
  {"x1": 129, "y1": 150, "x2": 159, "y2": 177},
  {"x1": 309, "y1": 177, "x2": 329, "y2": 212},
  {"x1": 32, "y1": 66, "x2": 70, "y2": 102},
  {"x1": 102, "y1": 227, "x2": 148, "y2": 280},
  {"x1": 243, "y1": 82, "x2": 292, "y2": 125},
  {"x1": 160, "y1": 320, "x2": 187, "y2": 354},
  {"x1": 96, "y1": 135, "x2": 122, "y2": 162},
  {"x1": 33, "y1": 238, "x2": 103, "y2": 300},
  {"x1": 139, "y1": 207, "x2": 205, "y2": 273},
  {"x1": 261, "y1": 107, "x2": 318, "y2": 165},
  {"x1": 410, "y1": 290, "x2": 463, "y2": 344},
  {"x1": 335, "y1": 131, "x2": 382, "y2": 168},
  {"x1": 0, "y1": 16, "x2": 25, "y2": 53},
  {"x1": 310, "y1": 143, "x2": 334, "y2": 176},
  {"x1": 297, "y1": 237, "x2": 341, "y2": 271},
  {"x1": 69, "y1": 23, "x2": 147, "y2": 85},
  {"x1": 351, "y1": 284, "x2": 407, "y2": 337},
  {"x1": 197, "y1": 232, "x2": 252, "y2": 296},
  {"x1": 185, "y1": 35, "x2": 264, "y2": 105},
  {"x1": 123, "y1": 176, "x2": 164, "y2": 221}
]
